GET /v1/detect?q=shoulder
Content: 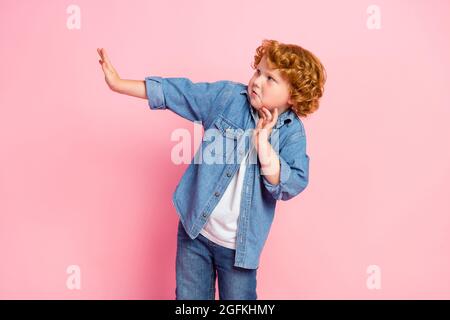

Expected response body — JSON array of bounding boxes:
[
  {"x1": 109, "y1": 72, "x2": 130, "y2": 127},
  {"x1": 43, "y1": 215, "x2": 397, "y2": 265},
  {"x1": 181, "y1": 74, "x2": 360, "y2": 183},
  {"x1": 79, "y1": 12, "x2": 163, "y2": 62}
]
[
  {"x1": 280, "y1": 111, "x2": 307, "y2": 141},
  {"x1": 206, "y1": 79, "x2": 244, "y2": 95},
  {"x1": 214, "y1": 80, "x2": 247, "y2": 94},
  {"x1": 210, "y1": 80, "x2": 248, "y2": 106},
  {"x1": 290, "y1": 115, "x2": 307, "y2": 137}
]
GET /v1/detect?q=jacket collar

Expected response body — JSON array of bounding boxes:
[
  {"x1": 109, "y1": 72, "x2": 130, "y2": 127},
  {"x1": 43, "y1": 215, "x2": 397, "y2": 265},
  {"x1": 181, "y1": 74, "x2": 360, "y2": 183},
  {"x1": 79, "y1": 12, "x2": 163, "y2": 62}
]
[{"x1": 240, "y1": 89, "x2": 296, "y2": 129}]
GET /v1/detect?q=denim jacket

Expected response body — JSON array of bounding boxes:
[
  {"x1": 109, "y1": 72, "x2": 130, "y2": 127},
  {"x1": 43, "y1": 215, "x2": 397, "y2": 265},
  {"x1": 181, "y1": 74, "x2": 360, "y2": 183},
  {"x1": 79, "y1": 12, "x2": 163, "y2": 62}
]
[{"x1": 145, "y1": 76, "x2": 309, "y2": 269}]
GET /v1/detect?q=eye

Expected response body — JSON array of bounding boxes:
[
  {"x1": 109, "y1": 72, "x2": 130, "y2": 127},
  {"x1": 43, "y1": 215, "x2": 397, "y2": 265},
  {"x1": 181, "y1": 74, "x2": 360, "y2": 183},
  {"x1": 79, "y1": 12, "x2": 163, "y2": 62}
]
[{"x1": 255, "y1": 69, "x2": 275, "y2": 82}]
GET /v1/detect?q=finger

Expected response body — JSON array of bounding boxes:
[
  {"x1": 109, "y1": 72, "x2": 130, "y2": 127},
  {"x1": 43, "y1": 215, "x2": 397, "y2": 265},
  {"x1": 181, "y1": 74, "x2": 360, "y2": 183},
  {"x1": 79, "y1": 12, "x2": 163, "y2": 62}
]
[
  {"x1": 269, "y1": 108, "x2": 278, "y2": 126},
  {"x1": 257, "y1": 109, "x2": 264, "y2": 119},
  {"x1": 263, "y1": 107, "x2": 272, "y2": 121},
  {"x1": 257, "y1": 118, "x2": 264, "y2": 128},
  {"x1": 99, "y1": 60, "x2": 106, "y2": 72},
  {"x1": 253, "y1": 122, "x2": 260, "y2": 150},
  {"x1": 261, "y1": 107, "x2": 270, "y2": 122},
  {"x1": 273, "y1": 107, "x2": 279, "y2": 118},
  {"x1": 256, "y1": 118, "x2": 264, "y2": 130},
  {"x1": 98, "y1": 48, "x2": 105, "y2": 61},
  {"x1": 260, "y1": 109, "x2": 267, "y2": 121},
  {"x1": 252, "y1": 132, "x2": 259, "y2": 152},
  {"x1": 263, "y1": 108, "x2": 276, "y2": 127},
  {"x1": 101, "y1": 48, "x2": 111, "y2": 64}
]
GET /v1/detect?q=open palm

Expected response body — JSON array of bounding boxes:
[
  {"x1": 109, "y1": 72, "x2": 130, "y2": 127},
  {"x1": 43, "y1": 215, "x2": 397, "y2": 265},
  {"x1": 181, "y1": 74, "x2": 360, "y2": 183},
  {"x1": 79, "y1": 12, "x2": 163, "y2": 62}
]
[{"x1": 97, "y1": 48, "x2": 121, "y2": 90}]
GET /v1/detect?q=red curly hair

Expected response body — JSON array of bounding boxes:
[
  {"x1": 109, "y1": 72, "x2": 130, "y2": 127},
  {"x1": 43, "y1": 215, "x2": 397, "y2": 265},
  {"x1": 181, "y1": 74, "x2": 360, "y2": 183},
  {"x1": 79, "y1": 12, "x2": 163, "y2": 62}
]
[{"x1": 251, "y1": 39, "x2": 327, "y2": 118}]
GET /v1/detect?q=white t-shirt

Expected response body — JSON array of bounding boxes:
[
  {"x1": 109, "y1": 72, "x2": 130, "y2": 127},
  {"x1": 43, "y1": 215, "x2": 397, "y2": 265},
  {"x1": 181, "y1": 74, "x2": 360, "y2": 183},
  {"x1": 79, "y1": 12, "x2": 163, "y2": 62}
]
[
  {"x1": 200, "y1": 101, "x2": 259, "y2": 250},
  {"x1": 199, "y1": 150, "x2": 250, "y2": 250}
]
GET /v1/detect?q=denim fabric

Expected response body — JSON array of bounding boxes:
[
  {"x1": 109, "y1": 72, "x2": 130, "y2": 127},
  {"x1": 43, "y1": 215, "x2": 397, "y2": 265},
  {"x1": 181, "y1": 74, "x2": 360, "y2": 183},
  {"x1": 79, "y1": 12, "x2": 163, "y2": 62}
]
[
  {"x1": 176, "y1": 220, "x2": 257, "y2": 300},
  {"x1": 145, "y1": 76, "x2": 309, "y2": 269}
]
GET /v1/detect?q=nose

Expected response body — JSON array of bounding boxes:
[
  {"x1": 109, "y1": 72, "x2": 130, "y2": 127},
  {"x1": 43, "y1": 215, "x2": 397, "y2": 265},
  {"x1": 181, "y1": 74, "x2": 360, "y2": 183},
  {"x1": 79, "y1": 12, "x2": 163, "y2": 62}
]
[{"x1": 253, "y1": 76, "x2": 262, "y2": 88}]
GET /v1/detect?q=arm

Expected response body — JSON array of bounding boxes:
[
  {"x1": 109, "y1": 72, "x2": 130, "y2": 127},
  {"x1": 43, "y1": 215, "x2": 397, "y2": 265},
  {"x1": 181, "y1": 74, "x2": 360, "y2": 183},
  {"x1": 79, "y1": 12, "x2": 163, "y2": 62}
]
[
  {"x1": 97, "y1": 48, "x2": 146, "y2": 99},
  {"x1": 258, "y1": 140, "x2": 281, "y2": 185},
  {"x1": 253, "y1": 107, "x2": 309, "y2": 201},
  {"x1": 261, "y1": 132, "x2": 309, "y2": 201},
  {"x1": 144, "y1": 76, "x2": 232, "y2": 124},
  {"x1": 97, "y1": 48, "x2": 231, "y2": 122},
  {"x1": 113, "y1": 79, "x2": 146, "y2": 99},
  {"x1": 254, "y1": 107, "x2": 281, "y2": 184}
]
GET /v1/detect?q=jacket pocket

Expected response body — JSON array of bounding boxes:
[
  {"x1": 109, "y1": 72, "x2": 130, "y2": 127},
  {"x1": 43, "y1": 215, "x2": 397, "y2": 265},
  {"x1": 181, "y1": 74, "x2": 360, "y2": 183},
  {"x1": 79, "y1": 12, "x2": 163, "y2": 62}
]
[{"x1": 202, "y1": 116, "x2": 244, "y2": 160}]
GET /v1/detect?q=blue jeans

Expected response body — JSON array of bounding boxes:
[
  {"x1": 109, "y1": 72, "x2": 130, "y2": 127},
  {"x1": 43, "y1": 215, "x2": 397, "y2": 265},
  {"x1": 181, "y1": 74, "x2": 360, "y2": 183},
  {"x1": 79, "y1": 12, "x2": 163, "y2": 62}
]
[{"x1": 175, "y1": 220, "x2": 258, "y2": 300}]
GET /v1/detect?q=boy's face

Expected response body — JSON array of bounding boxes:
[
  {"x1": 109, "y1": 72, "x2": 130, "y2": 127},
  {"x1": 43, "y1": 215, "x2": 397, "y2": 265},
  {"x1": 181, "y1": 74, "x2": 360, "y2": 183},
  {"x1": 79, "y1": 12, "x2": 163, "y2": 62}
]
[{"x1": 247, "y1": 55, "x2": 293, "y2": 114}]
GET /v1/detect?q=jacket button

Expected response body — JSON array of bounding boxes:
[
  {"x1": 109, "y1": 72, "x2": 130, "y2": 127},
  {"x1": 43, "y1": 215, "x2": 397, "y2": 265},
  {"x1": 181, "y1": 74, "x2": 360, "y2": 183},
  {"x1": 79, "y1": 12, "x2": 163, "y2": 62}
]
[
  {"x1": 202, "y1": 211, "x2": 207, "y2": 217},
  {"x1": 214, "y1": 191, "x2": 220, "y2": 197},
  {"x1": 226, "y1": 172, "x2": 232, "y2": 177}
]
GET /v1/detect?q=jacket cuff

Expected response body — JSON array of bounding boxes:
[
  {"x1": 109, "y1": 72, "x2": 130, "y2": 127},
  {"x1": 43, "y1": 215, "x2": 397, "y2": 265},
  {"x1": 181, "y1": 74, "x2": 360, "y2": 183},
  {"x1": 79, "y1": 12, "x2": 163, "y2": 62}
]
[
  {"x1": 145, "y1": 76, "x2": 166, "y2": 110},
  {"x1": 261, "y1": 155, "x2": 291, "y2": 200}
]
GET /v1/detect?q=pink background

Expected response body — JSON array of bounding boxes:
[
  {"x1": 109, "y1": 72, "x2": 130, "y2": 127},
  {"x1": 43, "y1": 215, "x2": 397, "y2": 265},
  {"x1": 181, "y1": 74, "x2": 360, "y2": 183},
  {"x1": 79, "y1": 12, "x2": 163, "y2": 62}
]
[{"x1": 1, "y1": 0, "x2": 450, "y2": 299}]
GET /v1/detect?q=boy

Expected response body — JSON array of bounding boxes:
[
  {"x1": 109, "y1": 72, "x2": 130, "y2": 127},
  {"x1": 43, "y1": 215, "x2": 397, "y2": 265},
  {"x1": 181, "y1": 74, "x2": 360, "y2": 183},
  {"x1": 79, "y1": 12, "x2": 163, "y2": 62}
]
[{"x1": 97, "y1": 39, "x2": 326, "y2": 300}]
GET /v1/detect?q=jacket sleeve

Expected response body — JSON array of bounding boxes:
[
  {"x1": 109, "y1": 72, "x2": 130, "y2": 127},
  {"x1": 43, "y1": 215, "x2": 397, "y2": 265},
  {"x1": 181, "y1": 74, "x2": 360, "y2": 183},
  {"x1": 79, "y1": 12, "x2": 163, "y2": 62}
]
[
  {"x1": 261, "y1": 132, "x2": 310, "y2": 201},
  {"x1": 144, "y1": 76, "x2": 231, "y2": 125}
]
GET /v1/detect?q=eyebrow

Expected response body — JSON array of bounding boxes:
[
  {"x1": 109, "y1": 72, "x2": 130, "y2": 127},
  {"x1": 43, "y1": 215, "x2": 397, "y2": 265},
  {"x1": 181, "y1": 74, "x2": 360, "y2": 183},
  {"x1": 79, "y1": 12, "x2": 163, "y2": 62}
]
[{"x1": 257, "y1": 67, "x2": 279, "y2": 80}]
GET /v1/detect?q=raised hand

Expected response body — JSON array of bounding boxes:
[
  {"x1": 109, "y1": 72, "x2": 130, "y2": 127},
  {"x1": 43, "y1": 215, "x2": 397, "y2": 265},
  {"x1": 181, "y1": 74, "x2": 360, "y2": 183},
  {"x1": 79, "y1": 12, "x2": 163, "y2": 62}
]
[
  {"x1": 253, "y1": 107, "x2": 278, "y2": 154},
  {"x1": 97, "y1": 48, "x2": 121, "y2": 91}
]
